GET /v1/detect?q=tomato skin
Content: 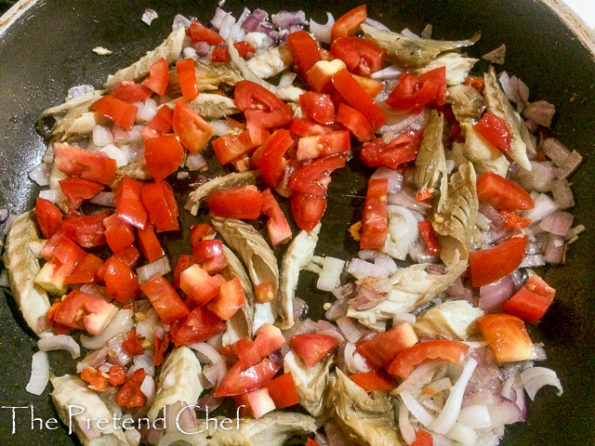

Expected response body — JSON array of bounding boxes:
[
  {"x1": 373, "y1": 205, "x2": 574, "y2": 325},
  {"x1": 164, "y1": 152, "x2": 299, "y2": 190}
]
[
  {"x1": 141, "y1": 57, "x2": 169, "y2": 96},
  {"x1": 290, "y1": 193, "x2": 327, "y2": 232},
  {"x1": 306, "y1": 59, "x2": 347, "y2": 93},
  {"x1": 142, "y1": 105, "x2": 173, "y2": 140},
  {"x1": 211, "y1": 46, "x2": 230, "y2": 63},
  {"x1": 193, "y1": 239, "x2": 228, "y2": 274},
  {"x1": 81, "y1": 367, "x2": 108, "y2": 392},
  {"x1": 140, "y1": 274, "x2": 190, "y2": 324},
  {"x1": 261, "y1": 189, "x2": 292, "y2": 247},
  {"x1": 108, "y1": 365, "x2": 127, "y2": 386},
  {"x1": 114, "y1": 176, "x2": 147, "y2": 230},
  {"x1": 296, "y1": 130, "x2": 351, "y2": 161},
  {"x1": 176, "y1": 58, "x2": 199, "y2": 101},
  {"x1": 336, "y1": 103, "x2": 375, "y2": 142},
  {"x1": 387, "y1": 340, "x2": 470, "y2": 379},
  {"x1": 418, "y1": 220, "x2": 440, "y2": 255},
  {"x1": 503, "y1": 275, "x2": 556, "y2": 323},
  {"x1": 361, "y1": 130, "x2": 423, "y2": 169},
  {"x1": 36, "y1": 198, "x2": 63, "y2": 238},
  {"x1": 111, "y1": 80, "x2": 152, "y2": 103},
  {"x1": 469, "y1": 235, "x2": 528, "y2": 287},
  {"x1": 475, "y1": 112, "x2": 511, "y2": 151},
  {"x1": 137, "y1": 223, "x2": 164, "y2": 262},
  {"x1": 234, "y1": 80, "x2": 292, "y2": 129},
  {"x1": 170, "y1": 306, "x2": 226, "y2": 346},
  {"x1": 465, "y1": 76, "x2": 485, "y2": 93},
  {"x1": 173, "y1": 254, "x2": 196, "y2": 289},
  {"x1": 331, "y1": 69, "x2": 387, "y2": 130},
  {"x1": 331, "y1": 4, "x2": 367, "y2": 41},
  {"x1": 123, "y1": 328, "x2": 145, "y2": 356},
  {"x1": 144, "y1": 134, "x2": 185, "y2": 181},
  {"x1": 290, "y1": 153, "x2": 348, "y2": 197},
  {"x1": 153, "y1": 333, "x2": 171, "y2": 367},
  {"x1": 91, "y1": 94, "x2": 138, "y2": 130},
  {"x1": 477, "y1": 172, "x2": 534, "y2": 211},
  {"x1": 214, "y1": 358, "x2": 281, "y2": 397},
  {"x1": 53, "y1": 290, "x2": 117, "y2": 335},
  {"x1": 360, "y1": 178, "x2": 389, "y2": 250},
  {"x1": 289, "y1": 118, "x2": 333, "y2": 137},
  {"x1": 230, "y1": 323, "x2": 286, "y2": 370},
  {"x1": 65, "y1": 253, "x2": 104, "y2": 284},
  {"x1": 116, "y1": 369, "x2": 146, "y2": 410},
  {"x1": 299, "y1": 92, "x2": 336, "y2": 125},
  {"x1": 212, "y1": 129, "x2": 256, "y2": 165},
  {"x1": 411, "y1": 430, "x2": 434, "y2": 446},
  {"x1": 62, "y1": 211, "x2": 109, "y2": 248},
  {"x1": 103, "y1": 256, "x2": 139, "y2": 303},
  {"x1": 352, "y1": 74, "x2": 385, "y2": 98},
  {"x1": 330, "y1": 37, "x2": 385, "y2": 76},
  {"x1": 188, "y1": 20, "x2": 224, "y2": 44},
  {"x1": 349, "y1": 371, "x2": 395, "y2": 392},
  {"x1": 286, "y1": 30, "x2": 322, "y2": 78},
  {"x1": 140, "y1": 181, "x2": 179, "y2": 233},
  {"x1": 207, "y1": 276, "x2": 246, "y2": 321},
  {"x1": 476, "y1": 314, "x2": 536, "y2": 363},
  {"x1": 259, "y1": 129, "x2": 295, "y2": 188},
  {"x1": 233, "y1": 41, "x2": 255, "y2": 57},
  {"x1": 189, "y1": 224, "x2": 215, "y2": 247},
  {"x1": 172, "y1": 99, "x2": 214, "y2": 153},
  {"x1": 54, "y1": 142, "x2": 117, "y2": 185},
  {"x1": 290, "y1": 333, "x2": 339, "y2": 366},
  {"x1": 207, "y1": 185, "x2": 264, "y2": 220},
  {"x1": 59, "y1": 178, "x2": 104, "y2": 208},
  {"x1": 179, "y1": 264, "x2": 225, "y2": 306},
  {"x1": 356, "y1": 322, "x2": 418, "y2": 369},
  {"x1": 103, "y1": 213, "x2": 135, "y2": 254},
  {"x1": 385, "y1": 68, "x2": 447, "y2": 114},
  {"x1": 500, "y1": 210, "x2": 532, "y2": 229},
  {"x1": 266, "y1": 372, "x2": 299, "y2": 408}
]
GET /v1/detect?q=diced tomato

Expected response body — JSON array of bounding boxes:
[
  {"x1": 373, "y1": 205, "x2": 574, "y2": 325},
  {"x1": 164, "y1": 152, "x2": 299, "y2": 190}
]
[
  {"x1": 175, "y1": 58, "x2": 199, "y2": 101},
  {"x1": 53, "y1": 290, "x2": 117, "y2": 335},
  {"x1": 111, "y1": 80, "x2": 152, "y2": 103},
  {"x1": 305, "y1": 439, "x2": 321, "y2": 446},
  {"x1": 331, "y1": 4, "x2": 367, "y2": 41},
  {"x1": 233, "y1": 324, "x2": 285, "y2": 370},
  {"x1": 290, "y1": 333, "x2": 339, "y2": 367},
  {"x1": 192, "y1": 239, "x2": 227, "y2": 274},
  {"x1": 115, "y1": 175, "x2": 147, "y2": 229},
  {"x1": 259, "y1": 129, "x2": 295, "y2": 188},
  {"x1": 385, "y1": 68, "x2": 447, "y2": 114},
  {"x1": 296, "y1": 130, "x2": 351, "y2": 161},
  {"x1": 113, "y1": 245, "x2": 141, "y2": 269},
  {"x1": 247, "y1": 123, "x2": 270, "y2": 146},
  {"x1": 214, "y1": 358, "x2": 280, "y2": 397},
  {"x1": 53, "y1": 142, "x2": 117, "y2": 185},
  {"x1": 411, "y1": 429, "x2": 433, "y2": 446},
  {"x1": 360, "y1": 178, "x2": 388, "y2": 250},
  {"x1": 266, "y1": 372, "x2": 299, "y2": 408},
  {"x1": 153, "y1": 333, "x2": 171, "y2": 367},
  {"x1": 331, "y1": 37, "x2": 385, "y2": 76},
  {"x1": 103, "y1": 256, "x2": 139, "y2": 303},
  {"x1": 172, "y1": 99, "x2": 214, "y2": 153},
  {"x1": 290, "y1": 153, "x2": 348, "y2": 197},
  {"x1": 170, "y1": 306, "x2": 226, "y2": 346},
  {"x1": 212, "y1": 129, "x2": 256, "y2": 165},
  {"x1": 356, "y1": 322, "x2": 418, "y2": 369},
  {"x1": 59, "y1": 178, "x2": 104, "y2": 208},
  {"x1": 352, "y1": 74, "x2": 385, "y2": 98},
  {"x1": 476, "y1": 314, "x2": 536, "y2": 363},
  {"x1": 141, "y1": 274, "x2": 190, "y2": 324},
  {"x1": 188, "y1": 20, "x2": 224, "y2": 44},
  {"x1": 306, "y1": 59, "x2": 347, "y2": 93},
  {"x1": 141, "y1": 180, "x2": 179, "y2": 233},
  {"x1": 207, "y1": 185, "x2": 263, "y2": 220},
  {"x1": 500, "y1": 210, "x2": 532, "y2": 229},
  {"x1": 137, "y1": 223, "x2": 164, "y2": 262},
  {"x1": 290, "y1": 193, "x2": 327, "y2": 232},
  {"x1": 81, "y1": 367, "x2": 108, "y2": 392},
  {"x1": 103, "y1": 213, "x2": 135, "y2": 254},
  {"x1": 349, "y1": 371, "x2": 395, "y2": 392},
  {"x1": 65, "y1": 253, "x2": 104, "y2": 284},
  {"x1": 144, "y1": 134, "x2": 185, "y2": 181},
  {"x1": 289, "y1": 118, "x2": 333, "y2": 137},
  {"x1": 41, "y1": 231, "x2": 85, "y2": 263},
  {"x1": 299, "y1": 92, "x2": 336, "y2": 125},
  {"x1": 207, "y1": 276, "x2": 245, "y2": 321},
  {"x1": 36, "y1": 197, "x2": 63, "y2": 238},
  {"x1": 115, "y1": 369, "x2": 146, "y2": 410},
  {"x1": 287, "y1": 30, "x2": 322, "y2": 78},
  {"x1": 233, "y1": 40, "x2": 255, "y2": 57},
  {"x1": 418, "y1": 220, "x2": 440, "y2": 255},
  {"x1": 415, "y1": 188, "x2": 434, "y2": 202},
  {"x1": 211, "y1": 46, "x2": 230, "y2": 63},
  {"x1": 142, "y1": 105, "x2": 173, "y2": 140},
  {"x1": 336, "y1": 103, "x2": 374, "y2": 142},
  {"x1": 234, "y1": 80, "x2": 292, "y2": 129},
  {"x1": 91, "y1": 94, "x2": 138, "y2": 131},
  {"x1": 361, "y1": 130, "x2": 423, "y2": 169},
  {"x1": 503, "y1": 275, "x2": 556, "y2": 323},
  {"x1": 475, "y1": 112, "x2": 511, "y2": 151},
  {"x1": 254, "y1": 281, "x2": 275, "y2": 303},
  {"x1": 261, "y1": 189, "x2": 292, "y2": 247},
  {"x1": 234, "y1": 388, "x2": 275, "y2": 419},
  {"x1": 469, "y1": 235, "x2": 528, "y2": 287},
  {"x1": 477, "y1": 172, "x2": 534, "y2": 211},
  {"x1": 465, "y1": 76, "x2": 484, "y2": 93},
  {"x1": 122, "y1": 328, "x2": 145, "y2": 356},
  {"x1": 46, "y1": 299, "x2": 72, "y2": 334},
  {"x1": 108, "y1": 365, "x2": 127, "y2": 386},
  {"x1": 190, "y1": 223, "x2": 215, "y2": 247},
  {"x1": 141, "y1": 57, "x2": 169, "y2": 96},
  {"x1": 332, "y1": 69, "x2": 387, "y2": 130},
  {"x1": 387, "y1": 340, "x2": 470, "y2": 379},
  {"x1": 62, "y1": 211, "x2": 109, "y2": 248},
  {"x1": 179, "y1": 264, "x2": 225, "y2": 306},
  {"x1": 173, "y1": 254, "x2": 196, "y2": 289}
]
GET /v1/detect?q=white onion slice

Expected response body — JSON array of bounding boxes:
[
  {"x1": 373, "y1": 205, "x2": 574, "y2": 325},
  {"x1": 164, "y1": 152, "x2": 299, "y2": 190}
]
[
  {"x1": 446, "y1": 422, "x2": 476, "y2": 446},
  {"x1": 137, "y1": 256, "x2": 171, "y2": 283},
  {"x1": 132, "y1": 350, "x2": 155, "y2": 377},
  {"x1": 26, "y1": 351, "x2": 50, "y2": 395},
  {"x1": 398, "y1": 401, "x2": 416, "y2": 445},
  {"x1": 38, "y1": 334, "x2": 81, "y2": 359},
  {"x1": 400, "y1": 390, "x2": 434, "y2": 427},
  {"x1": 343, "y1": 342, "x2": 370, "y2": 374},
  {"x1": 309, "y1": 12, "x2": 334, "y2": 44},
  {"x1": 190, "y1": 342, "x2": 227, "y2": 386},
  {"x1": 396, "y1": 359, "x2": 442, "y2": 394},
  {"x1": 457, "y1": 404, "x2": 492, "y2": 429},
  {"x1": 371, "y1": 167, "x2": 403, "y2": 193},
  {"x1": 141, "y1": 374, "x2": 156, "y2": 401},
  {"x1": 89, "y1": 191, "x2": 115, "y2": 207},
  {"x1": 210, "y1": 119, "x2": 233, "y2": 136},
  {"x1": 142, "y1": 8, "x2": 158, "y2": 26},
  {"x1": 523, "y1": 193, "x2": 558, "y2": 222},
  {"x1": 364, "y1": 17, "x2": 390, "y2": 30},
  {"x1": 520, "y1": 366, "x2": 563, "y2": 400},
  {"x1": 317, "y1": 256, "x2": 345, "y2": 291},
  {"x1": 38, "y1": 188, "x2": 58, "y2": 203},
  {"x1": 186, "y1": 152, "x2": 208, "y2": 171},
  {"x1": 80, "y1": 309, "x2": 134, "y2": 350},
  {"x1": 92, "y1": 125, "x2": 114, "y2": 147},
  {"x1": 430, "y1": 358, "x2": 477, "y2": 434},
  {"x1": 336, "y1": 316, "x2": 366, "y2": 343},
  {"x1": 28, "y1": 163, "x2": 51, "y2": 186},
  {"x1": 98, "y1": 143, "x2": 128, "y2": 167}
]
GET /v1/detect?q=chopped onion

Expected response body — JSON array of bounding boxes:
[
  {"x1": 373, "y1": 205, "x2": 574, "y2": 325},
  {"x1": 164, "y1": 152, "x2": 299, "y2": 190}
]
[
  {"x1": 132, "y1": 349, "x2": 155, "y2": 377},
  {"x1": 196, "y1": 392, "x2": 224, "y2": 412},
  {"x1": 364, "y1": 17, "x2": 389, "y2": 30},
  {"x1": 479, "y1": 274, "x2": 517, "y2": 312},
  {"x1": 380, "y1": 109, "x2": 427, "y2": 135},
  {"x1": 183, "y1": 46, "x2": 198, "y2": 60},
  {"x1": 457, "y1": 404, "x2": 492, "y2": 429},
  {"x1": 487, "y1": 394, "x2": 525, "y2": 426},
  {"x1": 142, "y1": 8, "x2": 158, "y2": 26},
  {"x1": 514, "y1": 160, "x2": 557, "y2": 193},
  {"x1": 137, "y1": 256, "x2": 171, "y2": 283},
  {"x1": 186, "y1": 152, "x2": 208, "y2": 171},
  {"x1": 343, "y1": 342, "x2": 370, "y2": 374},
  {"x1": 98, "y1": 143, "x2": 128, "y2": 167},
  {"x1": 293, "y1": 297, "x2": 307, "y2": 321},
  {"x1": 278, "y1": 71, "x2": 298, "y2": 88},
  {"x1": 371, "y1": 167, "x2": 403, "y2": 193},
  {"x1": 387, "y1": 187, "x2": 430, "y2": 212},
  {"x1": 520, "y1": 366, "x2": 563, "y2": 400},
  {"x1": 324, "y1": 297, "x2": 348, "y2": 321},
  {"x1": 336, "y1": 316, "x2": 366, "y2": 343},
  {"x1": 400, "y1": 390, "x2": 434, "y2": 427},
  {"x1": 543, "y1": 233, "x2": 565, "y2": 264},
  {"x1": 210, "y1": 6, "x2": 228, "y2": 29},
  {"x1": 557, "y1": 150, "x2": 583, "y2": 179},
  {"x1": 446, "y1": 422, "x2": 477, "y2": 446},
  {"x1": 210, "y1": 119, "x2": 233, "y2": 136},
  {"x1": 540, "y1": 211, "x2": 573, "y2": 236},
  {"x1": 79, "y1": 283, "x2": 107, "y2": 299},
  {"x1": 540, "y1": 138, "x2": 570, "y2": 166},
  {"x1": 135, "y1": 308, "x2": 160, "y2": 341},
  {"x1": 332, "y1": 282, "x2": 356, "y2": 299},
  {"x1": 228, "y1": 8, "x2": 251, "y2": 41},
  {"x1": 398, "y1": 401, "x2": 416, "y2": 445},
  {"x1": 519, "y1": 254, "x2": 546, "y2": 268},
  {"x1": 551, "y1": 179, "x2": 575, "y2": 209},
  {"x1": 218, "y1": 13, "x2": 237, "y2": 40},
  {"x1": 80, "y1": 309, "x2": 134, "y2": 350},
  {"x1": 28, "y1": 163, "x2": 51, "y2": 186},
  {"x1": 396, "y1": 360, "x2": 442, "y2": 394},
  {"x1": 350, "y1": 286, "x2": 387, "y2": 311},
  {"x1": 65, "y1": 83, "x2": 95, "y2": 101},
  {"x1": 136, "y1": 98, "x2": 157, "y2": 123},
  {"x1": 273, "y1": 10, "x2": 306, "y2": 29},
  {"x1": 141, "y1": 374, "x2": 156, "y2": 400},
  {"x1": 317, "y1": 256, "x2": 345, "y2": 291},
  {"x1": 190, "y1": 342, "x2": 227, "y2": 387},
  {"x1": 523, "y1": 193, "x2": 558, "y2": 222},
  {"x1": 38, "y1": 334, "x2": 80, "y2": 359},
  {"x1": 26, "y1": 351, "x2": 50, "y2": 395},
  {"x1": 38, "y1": 188, "x2": 58, "y2": 203},
  {"x1": 347, "y1": 258, "x2": 388, "y2": 279},
  {"x1": 89, "y1": 191, "x2": 115, "y2": 207},
  {"x1": 309, "y1": 12, "x2": 334, "y2": 44},
  {"x1": 430, "y1": 358, "x2": 477, "y2": 434},
  {"x1": 92, "y1": 125, "x2": 114, "y2": 147},
  {"x1": 522, "y1": 100, "x2": 556, "y2": 127},
  {"x1": 482, "y1": 44, "x2": 506, "y2": 64},
  {"x1": 172, "y1": 14, "x2": 192, "y2": 30}
]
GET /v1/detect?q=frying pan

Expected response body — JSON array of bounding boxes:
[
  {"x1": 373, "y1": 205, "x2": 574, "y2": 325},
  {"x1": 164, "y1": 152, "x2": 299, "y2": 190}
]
[{"x1": 0, "y1": 0, "x2": 593, "y2": 444}]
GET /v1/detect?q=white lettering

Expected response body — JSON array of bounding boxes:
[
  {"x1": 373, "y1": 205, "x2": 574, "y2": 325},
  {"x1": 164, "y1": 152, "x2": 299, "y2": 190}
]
[
  {"x1": 45, "y1": 417, "x2": 59, "y2": 430},
  {"x1": 175, "y1": 404, "x2": 200, "y2": 435},
  {"x1": 236, "y1": 405, "x2": 245, "y2": 429},
  {"x1": 121, "y1": 417, "x2": 134, "y2": 430},
  {"x1": 219, "y1": 418, "x2": 232, "y2": 430},
  {"x1": 67, "y1": 405, "x2": 85, "y2": 435},
  {"x1": 1, "y1": 406, "x2": 27, "y2": 434},
  {"x1": 30, "y1": 405, "x2": 43, "y2": 430},
  {"x1": 96, "y1": 417, "x2": 110, "y2": 430}
]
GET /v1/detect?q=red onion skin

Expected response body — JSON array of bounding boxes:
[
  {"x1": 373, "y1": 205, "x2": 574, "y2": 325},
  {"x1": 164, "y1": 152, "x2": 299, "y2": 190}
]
[
  {"x1": 351, "y1": 286, "x2": 387, "y2": 311},
  {"x1": 478, "y1": 274, "x2": 517, "y2": 313}
]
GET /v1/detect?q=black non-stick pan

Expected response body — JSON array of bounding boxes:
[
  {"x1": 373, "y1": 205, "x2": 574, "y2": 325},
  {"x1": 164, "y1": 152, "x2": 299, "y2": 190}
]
[{"x1": 0, "y1": 0, "x2": 593, "y2": 445}]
